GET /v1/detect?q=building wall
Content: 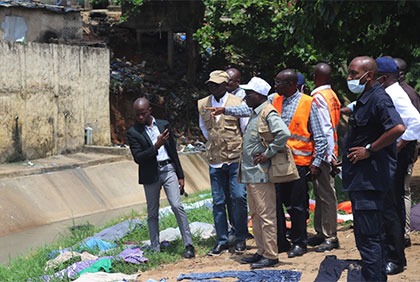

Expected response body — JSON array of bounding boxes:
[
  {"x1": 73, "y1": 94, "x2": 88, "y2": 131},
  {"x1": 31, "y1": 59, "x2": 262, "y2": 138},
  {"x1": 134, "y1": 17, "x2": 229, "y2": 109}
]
[
  {"x1": 0, "y1": 7, "x2": 82, "y2": 42},
  {"x1": 0, "y1": 41, "x2": 110, "y2": 163}
]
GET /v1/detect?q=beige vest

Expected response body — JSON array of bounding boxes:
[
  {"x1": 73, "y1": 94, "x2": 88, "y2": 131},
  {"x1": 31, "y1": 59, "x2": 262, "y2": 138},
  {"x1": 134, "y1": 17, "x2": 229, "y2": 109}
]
[
  {"x1": 258, "y1": 103, "x2": 300, "y2": 183},
  {"x1": 197, "y1": 94, "x2": 243, "y2": 164}
]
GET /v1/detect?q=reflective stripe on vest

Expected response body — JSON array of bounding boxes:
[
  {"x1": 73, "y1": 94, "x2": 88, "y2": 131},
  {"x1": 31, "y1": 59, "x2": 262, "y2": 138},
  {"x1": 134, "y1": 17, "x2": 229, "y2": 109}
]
[
  {"x1": 314, "y1": 89, "x2": 341, "y2": 157},
  {"x1": 272, "y1": 93, "x2": 314, "y2": 166}
]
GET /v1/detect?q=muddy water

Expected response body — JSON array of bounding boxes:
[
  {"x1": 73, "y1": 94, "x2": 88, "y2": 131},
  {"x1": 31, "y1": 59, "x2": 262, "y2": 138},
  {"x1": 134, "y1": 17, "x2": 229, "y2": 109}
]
[{"x1": 0, "y1": 203, "x2": 147, "y2": 265}]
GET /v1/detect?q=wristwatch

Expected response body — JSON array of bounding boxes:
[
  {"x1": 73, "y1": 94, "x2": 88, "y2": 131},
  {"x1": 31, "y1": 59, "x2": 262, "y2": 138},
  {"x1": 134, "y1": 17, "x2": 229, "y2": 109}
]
[{"x1": 365, "y1": 144, "x2": 373, "y2": 154}]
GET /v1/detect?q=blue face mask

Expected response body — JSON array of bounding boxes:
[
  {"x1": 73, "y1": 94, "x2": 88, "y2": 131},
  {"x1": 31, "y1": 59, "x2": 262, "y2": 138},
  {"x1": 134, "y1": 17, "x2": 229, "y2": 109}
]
[{"x1": 347, "y1": 72, "x2": 369, "y2": 94}]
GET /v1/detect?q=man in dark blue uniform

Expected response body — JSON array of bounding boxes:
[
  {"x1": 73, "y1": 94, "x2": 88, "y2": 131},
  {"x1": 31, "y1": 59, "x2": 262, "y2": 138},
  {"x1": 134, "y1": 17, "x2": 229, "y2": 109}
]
[{"x1": 342, "y1": 56, "x2": 405, "y2": 281}]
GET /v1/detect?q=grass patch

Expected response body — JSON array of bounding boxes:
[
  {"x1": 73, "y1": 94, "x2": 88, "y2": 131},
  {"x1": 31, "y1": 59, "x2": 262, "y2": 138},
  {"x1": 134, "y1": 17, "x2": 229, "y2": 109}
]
[{"x1": 0, "y1": 190, "x2": 214, "y2": 281}]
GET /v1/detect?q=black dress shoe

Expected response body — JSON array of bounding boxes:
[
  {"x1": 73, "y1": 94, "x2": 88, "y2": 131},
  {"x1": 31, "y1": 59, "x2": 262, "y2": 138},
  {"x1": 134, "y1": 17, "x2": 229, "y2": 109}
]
[
  {"x1": 251, "y1": 257, "x2": 279, "y2": 269},
  {"x1": 315, "y1": 239, "x2": 340, "y2": 252},
  {"x1": 287, "y1": 244, "x2": 307, "y2": 258},
  {"x1": 308, "y1": 235, "x2": 324, "y2": 246},
  {"x1": 235, "y1": 240, "x2": 246, "y2": 253},
  {"x1": 240, "y1": 253, "x2": 263, "y2": 264},
  {"x1": 184, "y1": 245, "x2": 195, "y2": 258},
  {"x1": 385, "y1": 262, "x2": 404, "y2": 275},
  {"x1": 207, "y1": 243, "x2": 229, "y2": 256}
]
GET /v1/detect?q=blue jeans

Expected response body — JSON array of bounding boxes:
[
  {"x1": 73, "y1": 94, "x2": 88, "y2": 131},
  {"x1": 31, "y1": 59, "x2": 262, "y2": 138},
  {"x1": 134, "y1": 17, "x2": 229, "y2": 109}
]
[{"x1": 209, "y1": 163, "x2": 248, "y2": 244}]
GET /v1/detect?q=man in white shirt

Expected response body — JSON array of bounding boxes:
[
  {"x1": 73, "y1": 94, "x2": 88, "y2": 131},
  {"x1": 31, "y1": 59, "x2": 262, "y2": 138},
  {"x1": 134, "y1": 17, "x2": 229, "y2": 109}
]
[
  {"x1": 376, "y1": 57, "x2": 420, "y2": 275},
  {"x1": 197, "y1": 70, "x2": 249, "y2": 256},
  {"x1": 307, "y1": 63, "x2": 341, "y2": 252}
]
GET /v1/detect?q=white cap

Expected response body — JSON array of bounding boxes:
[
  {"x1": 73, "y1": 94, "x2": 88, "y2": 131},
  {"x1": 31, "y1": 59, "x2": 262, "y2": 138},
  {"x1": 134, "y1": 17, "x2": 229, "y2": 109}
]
[{"x1": 239, "y1": 77, "x2": 271, "y2": 96}]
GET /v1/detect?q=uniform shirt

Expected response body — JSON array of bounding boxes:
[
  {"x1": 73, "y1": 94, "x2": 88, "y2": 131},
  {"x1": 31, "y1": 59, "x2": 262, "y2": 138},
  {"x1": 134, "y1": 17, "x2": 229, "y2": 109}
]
[
  {"x1": 384, "y1": 82, "x2": 420, "y2": 142},
  {"x1": 225, "y1": 91, "x2": 327, "y2": 167},
  {"x1": 240, "y1": 101, "x2": 290, "y2": 183},
  {"x1": 342, "y1": 83, "x2": 404, "y2": 192},
  {"x1": 145, "y1": 117, "x2": 170, "y2": 162},
  {"x1": 311, "y1": 85, "x2": 335, "y2": 162},
  {"x1": 199, "y1": 92, "x2": 248, "y2": 168}
]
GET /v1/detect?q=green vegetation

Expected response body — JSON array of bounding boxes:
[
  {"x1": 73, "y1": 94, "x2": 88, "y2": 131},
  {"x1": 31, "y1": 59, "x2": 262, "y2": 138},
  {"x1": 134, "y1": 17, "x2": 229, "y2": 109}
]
[
  {"x1": 0, "y1": 188, "x2": 353, "y2": 281},
  {"x1": 194, "y1": 0, "x2": 420, "y2": 100}
]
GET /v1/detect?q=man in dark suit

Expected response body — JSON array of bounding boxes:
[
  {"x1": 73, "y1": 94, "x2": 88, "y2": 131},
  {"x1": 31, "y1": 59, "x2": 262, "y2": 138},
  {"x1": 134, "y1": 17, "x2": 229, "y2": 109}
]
[{"x1": 127, "y1": 97, "x2": 195, "y2": 258}]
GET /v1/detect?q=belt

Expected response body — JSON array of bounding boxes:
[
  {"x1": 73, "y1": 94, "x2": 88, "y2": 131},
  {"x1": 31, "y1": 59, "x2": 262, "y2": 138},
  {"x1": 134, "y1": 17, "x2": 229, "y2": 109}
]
[{"x1": 158, "y1": 159, "x2": 172, "y2": 167}]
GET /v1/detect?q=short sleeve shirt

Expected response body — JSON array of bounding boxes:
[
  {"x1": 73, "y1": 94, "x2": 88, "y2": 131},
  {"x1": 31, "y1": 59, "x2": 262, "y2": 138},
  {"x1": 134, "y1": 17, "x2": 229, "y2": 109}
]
[{"x1": 342, "y1": 83, "x2": 403, "y2": 192}]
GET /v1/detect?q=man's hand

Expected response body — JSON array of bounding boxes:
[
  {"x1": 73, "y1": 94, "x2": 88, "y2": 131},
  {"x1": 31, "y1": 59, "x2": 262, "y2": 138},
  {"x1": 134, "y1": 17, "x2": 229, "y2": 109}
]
[
  {"x1": 253, "y1": 153, "x2": 268, "y2": 165},
  {"x1": 397, "y1": 139, "x2": 408, "y2": 153},
  {"x1": 310, "y1": 165, "x2": 321, "y2": 181},
  {"x1": 205, "y1": 107, "x2": 225, "y2": 118},
  {"x1": 154, "y1": 129, "x2": 169, "y2": 150},
  {"x1": 178, "y1": 179, "x2": 188, "y2": 197},
  {"x1": 330, "y1": 159, "x2": 342, "y2": 177},
  {"x1": 347, "y1": 146, "x2": 370, "y2": 164}
]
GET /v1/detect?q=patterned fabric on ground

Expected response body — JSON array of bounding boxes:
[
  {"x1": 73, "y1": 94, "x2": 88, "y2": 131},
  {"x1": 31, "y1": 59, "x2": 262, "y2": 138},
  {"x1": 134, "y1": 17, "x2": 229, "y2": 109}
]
[
  {"x1": 45, "y1": 251, "x2": 98, "y2": 271},
  {"x1": 116, "y1": 247, "x2": 148, "y2": 264},
  {"x1": 177, "y1": 270, "x2": 302, "y2": 282}
]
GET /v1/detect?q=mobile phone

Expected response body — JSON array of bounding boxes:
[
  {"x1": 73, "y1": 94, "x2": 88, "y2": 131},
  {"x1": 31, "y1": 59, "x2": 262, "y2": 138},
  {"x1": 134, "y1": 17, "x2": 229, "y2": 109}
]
[{"x1": 180, "y1": 186, "x2": 188, "y2": 197}]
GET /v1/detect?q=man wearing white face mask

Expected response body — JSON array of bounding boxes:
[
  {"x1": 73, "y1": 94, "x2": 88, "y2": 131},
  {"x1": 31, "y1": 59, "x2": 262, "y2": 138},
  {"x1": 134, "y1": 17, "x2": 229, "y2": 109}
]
[{"x1": 343, "y1": 56, "x2": 405, "y2": 281}]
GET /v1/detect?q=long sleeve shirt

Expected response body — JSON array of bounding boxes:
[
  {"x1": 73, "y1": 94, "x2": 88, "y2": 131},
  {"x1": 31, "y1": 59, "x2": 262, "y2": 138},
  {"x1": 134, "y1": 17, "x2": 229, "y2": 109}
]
[
  {"x1": 384, "y1": 82, "x2": 420, "y2": 142},
  {"x1": 311, "y1": 85, "x2": 335, "y2": 162},
  {"x1": 240, "y1": 101, "x2": 290, "y2": 183},
  {"x1": 225, "y1": 91, "x2": 328, "y2": 167}
]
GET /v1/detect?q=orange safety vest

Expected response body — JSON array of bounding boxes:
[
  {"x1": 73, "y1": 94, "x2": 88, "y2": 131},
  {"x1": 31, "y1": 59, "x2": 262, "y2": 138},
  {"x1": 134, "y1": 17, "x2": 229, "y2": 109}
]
[
  {"x1": 313, "y1": 88, "x2": 341, "y2": 157},
  {"x1": 272, "y1": 93, "x2": 314, "y2": 166}
]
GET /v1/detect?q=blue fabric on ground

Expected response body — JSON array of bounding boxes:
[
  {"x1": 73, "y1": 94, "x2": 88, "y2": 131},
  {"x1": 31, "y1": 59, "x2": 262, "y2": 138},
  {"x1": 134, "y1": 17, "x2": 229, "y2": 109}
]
[
  {"x1": 93, "y1": 219, "x2": 144, "y2": 242},
  {"x1": 78, "y1": 237, "x2": 116, "y2": 252},
  {"x1": 177, "y1": 270, "x2": 302, "y2": 282},
  {"x1": 314, "y1": 255, "x2": 363, "y2": 282}
]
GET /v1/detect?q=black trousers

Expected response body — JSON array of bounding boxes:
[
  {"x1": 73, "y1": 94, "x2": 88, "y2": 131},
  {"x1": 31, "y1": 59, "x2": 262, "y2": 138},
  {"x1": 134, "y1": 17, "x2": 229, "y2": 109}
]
[
  {"x1": 276, "y1": 165, "x2": 310, "y2": 247},
  {"x1": 383, "y1": 143, "x2": 414, "y2": 267}
]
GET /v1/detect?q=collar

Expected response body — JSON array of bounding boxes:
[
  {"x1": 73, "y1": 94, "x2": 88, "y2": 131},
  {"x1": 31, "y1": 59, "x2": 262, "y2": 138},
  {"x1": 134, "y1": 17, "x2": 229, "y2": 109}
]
[
  {"x1": 211, "y1": 92, "x2": 228, "y2": 104},
  {"x1": 253, "y1": 100, "x2": 268, "y2": 115},
  {"x1": 358, "y1": 83, "x2": 381, "y2": 105},
  {"x1": 311, "y1": 85, "x2": 331, "y2": 96},
  {"x1": 284, "y1": 90, "x2": 301, "y2": 102},
  {"x1": 146, "y1": 117, "x2": 157, "y2": 128}
]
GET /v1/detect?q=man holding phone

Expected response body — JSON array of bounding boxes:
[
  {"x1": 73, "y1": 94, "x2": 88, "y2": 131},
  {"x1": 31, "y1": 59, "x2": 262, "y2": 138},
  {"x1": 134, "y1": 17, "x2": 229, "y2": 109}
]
[{"x1": 127, "y1": 97, "x2": 195, "y2": 258}]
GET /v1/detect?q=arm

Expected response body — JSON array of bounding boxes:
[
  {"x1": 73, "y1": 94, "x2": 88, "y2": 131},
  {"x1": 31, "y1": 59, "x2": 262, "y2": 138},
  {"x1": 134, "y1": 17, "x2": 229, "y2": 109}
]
[
  {"x1": 313, "y1": 94, "x2": 335, "y2": 161},
  {"x1": 308, "y1": 103, "x2": 328, "y2": 168},
  {"x1": 127, "y1": 128, "x2": 157, "y2": 165},
  {"x1": 206, "y1": 103, "x2": 252, "y2": 118},
  {"x1": 255, "y1": 111, "x2": 290, "y2": 164},
  {"x1": 198, "y1": 114, "x2": 209, "y2": 140},
  {"x1": 165, "y1": 125, "x2": 185, "y2": 182},
  {"x1": 347, "y1": 124, "x2": 406, "y2": 164}
]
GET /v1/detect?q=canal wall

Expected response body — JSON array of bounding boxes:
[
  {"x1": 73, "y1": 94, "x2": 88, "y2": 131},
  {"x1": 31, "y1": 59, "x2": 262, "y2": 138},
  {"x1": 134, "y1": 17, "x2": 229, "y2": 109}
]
[{"x1": 0, "y1": 148, "x2": 210, "y2": 237}]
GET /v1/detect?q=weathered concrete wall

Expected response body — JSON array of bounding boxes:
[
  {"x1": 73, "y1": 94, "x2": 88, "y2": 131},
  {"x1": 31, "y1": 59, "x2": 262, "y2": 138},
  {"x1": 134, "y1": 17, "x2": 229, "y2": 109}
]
[
  {"x1": 0, "y1": 152, "x2": 211, "y2": 236},
  {"x1": 0, "y1": 41, "x2": 110, "y2": 163},
  {"x1": 0, "y1": 7, "x2": 82, "y2": 42}
]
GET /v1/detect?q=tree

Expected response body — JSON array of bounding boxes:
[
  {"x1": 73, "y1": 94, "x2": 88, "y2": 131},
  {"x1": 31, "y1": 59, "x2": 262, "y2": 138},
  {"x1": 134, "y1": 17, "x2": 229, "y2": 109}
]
[{"x1": 195, "y1": 0, "x2": 420, "y2": 97}]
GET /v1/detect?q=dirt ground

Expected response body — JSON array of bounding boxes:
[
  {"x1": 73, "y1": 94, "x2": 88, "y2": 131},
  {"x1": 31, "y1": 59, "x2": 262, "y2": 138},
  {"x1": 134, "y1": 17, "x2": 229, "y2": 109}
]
[{"x1": 137, "y1": 165, "x2": 420, "y2": 282}]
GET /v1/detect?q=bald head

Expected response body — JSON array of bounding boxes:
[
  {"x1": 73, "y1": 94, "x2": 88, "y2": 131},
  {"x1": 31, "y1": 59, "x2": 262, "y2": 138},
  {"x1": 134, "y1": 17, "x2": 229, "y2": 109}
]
[
  {"x1": 133, "y1": 97, "x2": 152, "y2": 125},
  {"x1": 350, "y1": 56, "x2": 377, "y2": 73},
  {"x1": 226, "y1": 68, "x2": 241, "y2": 92},
  {"x1": 275, "y1": 69, "x2": 298, "y2": 97},
  {"x1": 347, "y1": 56, "x2": 377, "y2": 92},
  {"x1": 314, "y1": 63, "x2": 332, "y2": 87}
]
